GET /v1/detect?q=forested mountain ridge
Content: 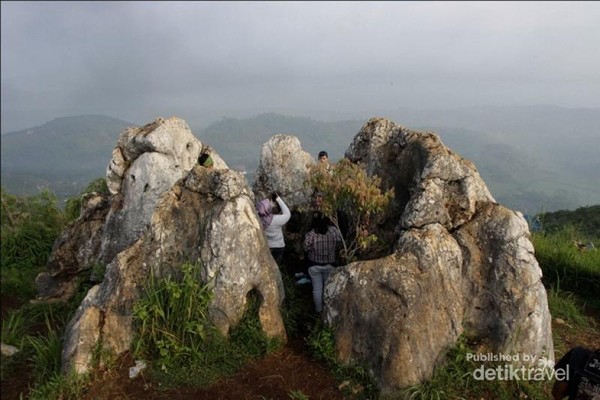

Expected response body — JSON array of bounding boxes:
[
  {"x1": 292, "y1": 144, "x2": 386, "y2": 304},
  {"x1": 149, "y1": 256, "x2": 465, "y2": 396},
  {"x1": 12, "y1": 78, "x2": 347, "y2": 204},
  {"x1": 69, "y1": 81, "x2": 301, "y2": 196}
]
[{"x1": 1, "y1": 107, "x2": 598, "y2": 213}]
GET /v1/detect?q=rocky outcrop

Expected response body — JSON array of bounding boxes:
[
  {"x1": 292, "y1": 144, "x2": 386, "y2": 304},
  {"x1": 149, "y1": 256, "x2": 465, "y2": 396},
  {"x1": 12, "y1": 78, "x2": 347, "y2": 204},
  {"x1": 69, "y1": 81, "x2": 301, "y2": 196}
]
[
  {"x1": 321, "y1": 118, "x2": 553, "y2": 392},
  {"x1": 36, "y1": 193, "x2": 110, "y2": 301},
  {"x1": 252, "y1": 134, "x2": 315, "y2": 210},
  {"x1": 37, "y1": 117, "x2": 286, "y2": 374},
  {"x1": 41, "y1": 115, "x2": 553, "y2": 392}
]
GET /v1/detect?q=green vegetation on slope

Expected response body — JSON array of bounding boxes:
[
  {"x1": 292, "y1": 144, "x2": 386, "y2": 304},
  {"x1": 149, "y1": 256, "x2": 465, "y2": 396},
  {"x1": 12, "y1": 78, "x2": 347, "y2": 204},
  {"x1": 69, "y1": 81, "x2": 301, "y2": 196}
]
[{"x1": 537, "y1": 205, "x2": 600, "y2": 238}]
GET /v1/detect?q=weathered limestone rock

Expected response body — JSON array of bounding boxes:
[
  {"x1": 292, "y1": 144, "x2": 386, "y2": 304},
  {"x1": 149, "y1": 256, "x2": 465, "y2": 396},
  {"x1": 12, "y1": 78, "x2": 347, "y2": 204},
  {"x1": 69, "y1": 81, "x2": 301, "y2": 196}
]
[
  {"x1": 101, "y1": 117, "x2": 203, "y2": 262},
  {"x1": 35, "y1": 192, "x2": 110, "y2": 301},
  {"x1": 321, "y1": 118, "x2": 553, "y2": 392},
  {"x1": 345, "y1": 118, "x2": 495, "y2": 231},
  {"x1": 326, "y1": 224, "x2": 464, "y2": 388},
  {"x1": 40, "y1": 117, "x2": 286, "y2": 374},
  {"x1": 454, "y1": 202, "x2": 552, "y2": 359},
  {"x1": 252, "y1": 134, "x2": 315, "y2": 210}
]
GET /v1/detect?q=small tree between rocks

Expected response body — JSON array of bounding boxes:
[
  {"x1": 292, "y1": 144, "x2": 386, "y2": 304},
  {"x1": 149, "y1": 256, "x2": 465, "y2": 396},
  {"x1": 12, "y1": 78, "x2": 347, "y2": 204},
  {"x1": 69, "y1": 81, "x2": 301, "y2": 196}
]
[{"x1": 305, "y1": 159, "x2": 394, "y2": 263}]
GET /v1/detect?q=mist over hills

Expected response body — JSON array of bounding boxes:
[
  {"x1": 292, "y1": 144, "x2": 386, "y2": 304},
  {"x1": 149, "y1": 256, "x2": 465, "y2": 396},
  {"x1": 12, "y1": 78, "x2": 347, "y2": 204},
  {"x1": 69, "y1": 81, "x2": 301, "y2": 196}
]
[{"x1": 1, "y1": 106, "x2": 598, "y2": 214}]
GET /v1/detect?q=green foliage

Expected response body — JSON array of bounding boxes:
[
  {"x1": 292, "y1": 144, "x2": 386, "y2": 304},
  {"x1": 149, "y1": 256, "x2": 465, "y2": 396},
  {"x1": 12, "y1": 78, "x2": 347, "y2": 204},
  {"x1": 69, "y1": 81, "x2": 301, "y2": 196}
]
[
  {"x1": 1, "y1": 188, "x2": 65, "y2": 267},
  {"x1": 27, "y1": 316, "x2": 63, "y2": 384},
  {"x1": 132, "y1": 262, "x2": 280, "y2": 388},
  {"x1": 288, "y1": 389, "x2": 310, "y2": 400},
  {"x1": 1, "y1": 188, "x2": 66, "y2": 299},
  {"x1": 64, "y1": 177, "x2": 109, "y2": 222},
  {"x1": 132, "y1": 262, "x2": 215, "y2": 366},
  {"x1": 547, "y1": 285, "x2": 589, "y2": 327},
  {"x1": 306, "y1": 159, "x2": 394, "y2": 262},
  {"x1": 280, "y1": 273, "x2": 316, "y2": 339},
  {"x1": 229, "y1": 289, "x2": 283, "y2": 357},
  {"x1": 537, "y1": 205, "x2": 600, "y2": 238},
  {"x1": 28, "y1": 372, "x2": 89, "y2": 400},
  {"x1": 532, "y1": 227, "x2": 600, "y2": 307},
  {"x1": 2, "y1": 290, "x2": 98, "y2": 399},
  {"x1": 1, "y1": 311, "x2": 27, "y2": 348}
]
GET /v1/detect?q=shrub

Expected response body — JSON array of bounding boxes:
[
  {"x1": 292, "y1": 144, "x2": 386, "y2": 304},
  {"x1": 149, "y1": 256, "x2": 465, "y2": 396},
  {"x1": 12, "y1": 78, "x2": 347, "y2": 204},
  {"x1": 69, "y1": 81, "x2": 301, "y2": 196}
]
[{"x1": 305, "y1": 159, "x2": 394, "y2": 262}]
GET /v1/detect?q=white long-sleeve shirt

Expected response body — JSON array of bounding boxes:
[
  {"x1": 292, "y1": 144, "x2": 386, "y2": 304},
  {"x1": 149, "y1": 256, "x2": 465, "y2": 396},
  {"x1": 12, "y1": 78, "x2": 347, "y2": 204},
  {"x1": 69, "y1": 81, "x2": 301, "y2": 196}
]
[{"x1": 264, "y1": 197, "x2": 291, "y2": 249}]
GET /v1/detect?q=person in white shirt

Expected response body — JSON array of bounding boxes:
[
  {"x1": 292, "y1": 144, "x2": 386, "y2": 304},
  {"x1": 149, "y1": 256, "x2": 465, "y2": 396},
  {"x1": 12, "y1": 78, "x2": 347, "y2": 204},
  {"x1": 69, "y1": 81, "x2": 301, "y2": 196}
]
[{"x1": 257, "y1": 193, "x2": 291, "y2": 264}]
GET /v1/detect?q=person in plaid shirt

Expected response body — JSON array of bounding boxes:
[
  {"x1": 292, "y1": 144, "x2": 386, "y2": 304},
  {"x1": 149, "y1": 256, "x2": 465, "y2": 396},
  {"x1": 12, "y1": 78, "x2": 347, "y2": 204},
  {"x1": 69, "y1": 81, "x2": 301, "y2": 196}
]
[{"x1": 304, "y1": 215, "x2": 342, "y2": 313}]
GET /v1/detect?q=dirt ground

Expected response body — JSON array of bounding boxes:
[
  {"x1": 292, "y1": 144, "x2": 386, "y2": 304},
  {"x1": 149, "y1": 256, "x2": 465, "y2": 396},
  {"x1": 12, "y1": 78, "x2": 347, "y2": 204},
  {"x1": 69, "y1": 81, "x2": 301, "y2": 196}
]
[
  {"x1": 2, "y1": 295, "x2": 599, "y2": 400},
  {"x1": 80, "y1": 341, "x2": 348, "y2": 400}
]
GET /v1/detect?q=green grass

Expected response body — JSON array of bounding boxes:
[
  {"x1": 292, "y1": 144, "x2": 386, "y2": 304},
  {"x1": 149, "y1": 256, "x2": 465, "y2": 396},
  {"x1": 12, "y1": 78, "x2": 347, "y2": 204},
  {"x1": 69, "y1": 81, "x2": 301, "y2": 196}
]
[
  {"x1": 132, "y1": 262, "x2": 282, "y2": 388},
  {"x1": 532, "y1": 227, "x2": 600, "y2": 310}
]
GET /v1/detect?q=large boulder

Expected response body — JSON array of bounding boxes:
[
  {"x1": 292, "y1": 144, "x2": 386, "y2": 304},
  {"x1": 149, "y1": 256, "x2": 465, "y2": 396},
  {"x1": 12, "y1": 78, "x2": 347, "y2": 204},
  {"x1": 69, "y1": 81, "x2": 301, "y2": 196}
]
[
  {"x1": 252, "y1": 134, "x2": 315, "y2": 210},
  {"x1": 36, "y1": 117, "x2": 286, "y2": 374},
  {"x1": 323, "y1": 118, "x2": 553, "y2": 392}
]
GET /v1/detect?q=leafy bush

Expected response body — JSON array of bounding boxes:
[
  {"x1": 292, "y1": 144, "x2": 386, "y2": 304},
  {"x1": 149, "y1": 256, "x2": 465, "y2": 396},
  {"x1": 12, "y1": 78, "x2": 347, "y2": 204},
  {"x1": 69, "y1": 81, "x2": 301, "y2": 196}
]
[
  {"x1": 305, "y1": 159, "x2": 394, "y2": 262},
  {"x1": 132, "y1": 262, "x2": 215, "y2": 366}
]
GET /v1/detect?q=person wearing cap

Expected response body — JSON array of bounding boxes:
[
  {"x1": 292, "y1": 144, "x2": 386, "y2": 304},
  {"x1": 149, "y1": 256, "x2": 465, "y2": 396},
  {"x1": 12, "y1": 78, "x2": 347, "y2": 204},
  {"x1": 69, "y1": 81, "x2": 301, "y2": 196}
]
[{"x1": 198, "y1": 153, "x2": 214, "y2": 169}]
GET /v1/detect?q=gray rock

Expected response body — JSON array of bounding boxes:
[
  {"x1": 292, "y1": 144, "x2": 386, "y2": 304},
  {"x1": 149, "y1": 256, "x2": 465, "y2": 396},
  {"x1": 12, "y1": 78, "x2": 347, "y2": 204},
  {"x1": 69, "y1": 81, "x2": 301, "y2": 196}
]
[
  {"x1": 322, "y1": 118, "x2": 553, "y2": 392},
  {"x1": 43, "y1": 117, "x2": 286, "y2": 374},
  {"x1": 252, "y1": 134, "x2": 315, "y2": 210}
]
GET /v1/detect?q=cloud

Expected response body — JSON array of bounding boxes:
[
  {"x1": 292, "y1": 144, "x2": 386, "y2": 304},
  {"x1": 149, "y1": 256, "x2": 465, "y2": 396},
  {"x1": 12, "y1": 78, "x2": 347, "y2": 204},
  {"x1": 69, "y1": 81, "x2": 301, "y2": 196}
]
[{"x1": 2, "y1": 1, "x2": 599, "y2": 132}]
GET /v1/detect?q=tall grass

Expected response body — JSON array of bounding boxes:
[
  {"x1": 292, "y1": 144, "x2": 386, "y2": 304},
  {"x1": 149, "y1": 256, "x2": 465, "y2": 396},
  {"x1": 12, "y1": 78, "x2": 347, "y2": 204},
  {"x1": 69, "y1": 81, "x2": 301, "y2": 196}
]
[
  {"x1": 532, "y1": 227, "x2": 600, "y2": 308},
  {"x1": 1, "y1": 188, "x2": 66, "y2": 299},
  {"x1": 27, "y1": 316, "x2": 63, "y2": 384},
  {"x1": 132, "y1": 262, "x2": 281, "y2": 387}
]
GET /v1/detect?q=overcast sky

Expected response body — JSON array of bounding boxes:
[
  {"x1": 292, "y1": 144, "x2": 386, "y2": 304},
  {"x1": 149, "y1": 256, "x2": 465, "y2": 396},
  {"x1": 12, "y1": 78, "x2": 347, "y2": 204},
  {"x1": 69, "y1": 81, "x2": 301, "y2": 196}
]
[{"x1": 2, "y1": 1, "x2": 599, "y2": 132}]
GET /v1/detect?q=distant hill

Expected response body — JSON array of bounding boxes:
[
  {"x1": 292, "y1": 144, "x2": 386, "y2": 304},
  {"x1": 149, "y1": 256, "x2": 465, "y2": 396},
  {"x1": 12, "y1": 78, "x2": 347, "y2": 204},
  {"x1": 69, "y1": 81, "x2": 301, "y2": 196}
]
[
  {"x1": 196, "y1": 113, "x2": 363, "y2": 175},
  {"x1": 196, "y1": 111, "x2": 599, "y2": 214},
  {"x1": 1, "y1": 115, "x2": 133, "y2": 202},
  {"x1": 1, "y1": 107, "x2": 598, "y2": 213},
  {"x1": 536, "y1": 205, "x2": 600, "y2": 238}
]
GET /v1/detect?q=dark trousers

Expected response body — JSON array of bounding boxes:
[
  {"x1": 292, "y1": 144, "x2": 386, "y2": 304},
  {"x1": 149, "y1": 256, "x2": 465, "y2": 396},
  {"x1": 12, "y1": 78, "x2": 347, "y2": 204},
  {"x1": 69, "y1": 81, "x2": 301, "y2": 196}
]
[{"x1": 270, "y1": 247, "x2": 284, "y2": 265}]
